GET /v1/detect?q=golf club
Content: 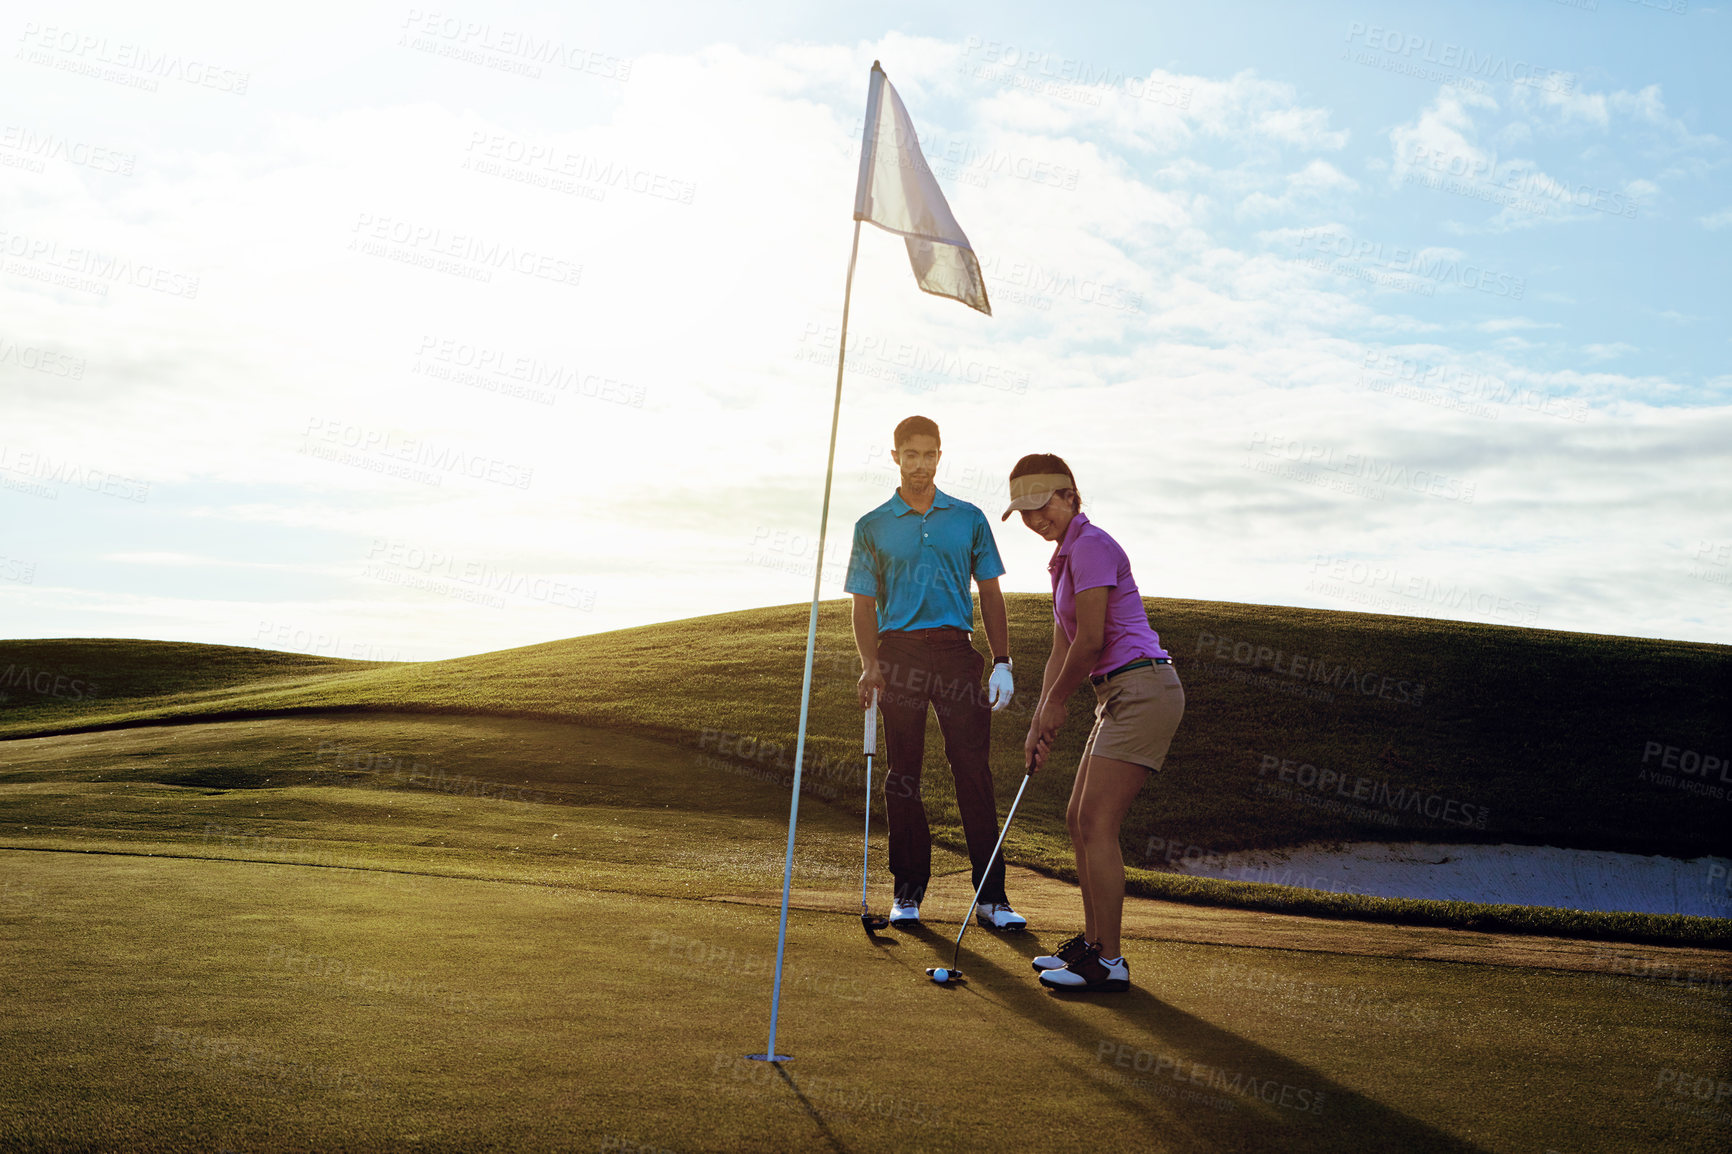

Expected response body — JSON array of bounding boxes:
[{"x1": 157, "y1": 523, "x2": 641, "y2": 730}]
[
  {"x1": 860, "y1": 689, "x2": 889, "y2": 935},
  {"x1": 928, "y1": 767, "x2": 1034, "y2": 986}
]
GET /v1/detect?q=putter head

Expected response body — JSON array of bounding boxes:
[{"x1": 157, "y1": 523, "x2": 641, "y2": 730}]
[
  {"x1": 861, "y1": 913, "x2": 889, "y2": 934},
  {"x1": 925, "y1": 967, "x2": 963, "y2": 985}
]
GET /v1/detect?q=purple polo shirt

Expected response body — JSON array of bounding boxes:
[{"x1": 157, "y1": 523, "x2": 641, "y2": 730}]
[{"x1": 1049, "y1": 511, "x2": 1168, "y2": 676}]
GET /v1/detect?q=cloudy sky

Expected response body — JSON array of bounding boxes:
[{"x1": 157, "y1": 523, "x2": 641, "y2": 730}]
[{"x1": 2, "y1": 0, "x2": 1727, "y2": 661}]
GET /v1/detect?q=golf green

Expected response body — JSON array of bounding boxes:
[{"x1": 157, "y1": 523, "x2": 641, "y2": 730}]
[{"x1": 2, "y1": 716, "x2": 1727, "y2": 1152}]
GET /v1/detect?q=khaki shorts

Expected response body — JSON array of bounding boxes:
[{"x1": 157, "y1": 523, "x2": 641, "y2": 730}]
[{"x1": 1080, "y1": 662, "x2": 1185, "y2": 772}]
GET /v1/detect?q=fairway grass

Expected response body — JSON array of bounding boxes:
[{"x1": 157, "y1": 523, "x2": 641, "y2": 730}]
[
  {"x1": 2, "y1": 706, "x2": 1726, "y2": 946},
  {"x1": 2, "y1": 714, "x2": 1730, "y2": 1151},
  {"x1": 3, "y1": 850, "x2": 1727, "y2": 1154}
]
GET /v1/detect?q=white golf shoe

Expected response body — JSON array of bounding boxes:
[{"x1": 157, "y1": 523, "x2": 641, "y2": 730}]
[
  {"x1": 888, "y1": 899, "x2": 921, "y2": 927},
  {"x1": 975, "y1": 902, "x2": 1027, "y2": 931},
  {"x1": 1038, "y1": 944, "x2": 1130, "y2": 992}
]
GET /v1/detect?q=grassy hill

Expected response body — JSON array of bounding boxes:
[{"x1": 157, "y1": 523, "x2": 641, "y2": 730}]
[
  {"x1": 7, "y1": 603, "x2": 1729, "y2": 1150},
  {"x1": 4, "y1": 596, "x2": 1728, "y2": 872}
]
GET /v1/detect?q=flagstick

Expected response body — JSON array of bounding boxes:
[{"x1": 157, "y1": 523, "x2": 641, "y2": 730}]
[{"x1": 749, "y1": 218, "x2": 864, "y2": 1064}]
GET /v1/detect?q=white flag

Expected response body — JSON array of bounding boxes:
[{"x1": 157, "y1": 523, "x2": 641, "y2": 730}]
[{"x1": 853, "y1": 63, "x2": 991, "y2": 316}]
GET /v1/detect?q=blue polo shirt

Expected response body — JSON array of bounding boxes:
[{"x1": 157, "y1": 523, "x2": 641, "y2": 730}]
[{"x1": 845, "y1": 488, "x2": 1006, "y2": 633}]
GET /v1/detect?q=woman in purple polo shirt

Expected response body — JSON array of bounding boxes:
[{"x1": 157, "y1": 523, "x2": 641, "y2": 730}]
[{"x1": 1003, "y1": 453, "x2": 1185, "y2": 993}]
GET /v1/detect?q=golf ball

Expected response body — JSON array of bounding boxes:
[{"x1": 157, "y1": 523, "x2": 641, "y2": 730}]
[{"x1": 930, "y1": 968, "x2": 949, "y2": 983}]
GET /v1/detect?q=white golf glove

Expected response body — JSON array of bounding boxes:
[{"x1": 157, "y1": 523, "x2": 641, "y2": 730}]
[{"x1": 987, "y1": 661, "x2": 1014, "y2": 712}]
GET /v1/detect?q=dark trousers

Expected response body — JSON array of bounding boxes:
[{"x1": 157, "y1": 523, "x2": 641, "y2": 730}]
[{"x1": 876, "y1": 629, "x2": 1007, "y2": 906}]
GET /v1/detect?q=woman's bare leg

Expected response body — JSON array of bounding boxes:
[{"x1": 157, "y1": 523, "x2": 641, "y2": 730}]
[
  {"x1": 1070, "y1": 754, "x2": 1148, "y2": 959},
  {"x1": 1065, "y1": 752, "x2": 1097, "y2": 942}
]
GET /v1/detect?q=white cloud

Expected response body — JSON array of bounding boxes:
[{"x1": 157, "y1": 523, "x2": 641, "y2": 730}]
[
  {"x1": 1388, "y1": 90, "x2": 1500, "y2": 186},
  {"x1": 1238, "y1": 159, "x2": 1358, "y2": 218},
  {"x1": 103, "y1": 551, "x2": 336, "y2": 573},
  {"x1": 3, "y1": 20, "x2": 1726, "y2": 653},
  {"x1": 1476, "y1": 318, "x2": 1560, "y2": 333},
  {"x1": 988, "y1": 66, "x2": 1349, "y2": 157},
  {"x1": 1512, "y1": 78, "x2": 1609, "y2": 127},
  {"x1": 1384, "y1": 85, "x2": 1684, "y2": 232}
]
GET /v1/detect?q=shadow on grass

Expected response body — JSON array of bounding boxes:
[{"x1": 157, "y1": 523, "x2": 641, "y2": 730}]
[
  {"x1": 773, "y1": 1062, "x2": 853, "y2": 1154},
  {"x1": 948, "y1": 941, "x2": 1488, "y2": 1153}
]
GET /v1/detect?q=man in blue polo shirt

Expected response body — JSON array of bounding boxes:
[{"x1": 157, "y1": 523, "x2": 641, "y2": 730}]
[{"x1": 846, "y1": 415, "x2": 1026, "y2": 931}]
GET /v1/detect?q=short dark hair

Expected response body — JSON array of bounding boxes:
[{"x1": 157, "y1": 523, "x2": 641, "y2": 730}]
[
  {"x1": 1009, "y1": 452, "x2": 1081, "y2": 512},
  {"x1": 893, "y1": 415, "x2": 941, "y2": 448}
]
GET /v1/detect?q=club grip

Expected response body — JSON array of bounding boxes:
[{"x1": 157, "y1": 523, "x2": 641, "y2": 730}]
[{"x1": 864, "y1": 689, "x2": 878, "y2": 755}]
